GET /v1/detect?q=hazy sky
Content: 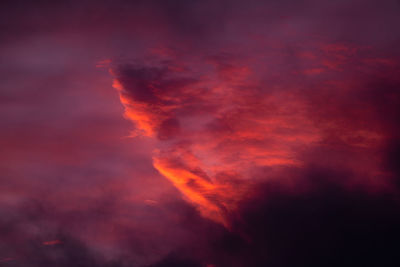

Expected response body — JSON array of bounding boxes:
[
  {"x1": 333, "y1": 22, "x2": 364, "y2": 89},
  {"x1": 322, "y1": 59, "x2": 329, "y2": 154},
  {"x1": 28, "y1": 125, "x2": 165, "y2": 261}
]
[{"x1": 1, "y1": 1, "x2": 400, "y2": 266}]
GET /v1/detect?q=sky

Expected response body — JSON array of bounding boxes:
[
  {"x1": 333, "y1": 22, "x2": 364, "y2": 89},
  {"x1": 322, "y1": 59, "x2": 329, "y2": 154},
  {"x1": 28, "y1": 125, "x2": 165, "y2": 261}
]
[{"x1": 1, "y1": 0, "x2": 400, "y2": 266}]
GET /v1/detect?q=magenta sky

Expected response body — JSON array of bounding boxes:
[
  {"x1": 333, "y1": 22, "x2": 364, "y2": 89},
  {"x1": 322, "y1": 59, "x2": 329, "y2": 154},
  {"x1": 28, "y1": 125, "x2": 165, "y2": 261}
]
[{"x1": 1, "y1": 1, "x2": 400, "y2": 266}]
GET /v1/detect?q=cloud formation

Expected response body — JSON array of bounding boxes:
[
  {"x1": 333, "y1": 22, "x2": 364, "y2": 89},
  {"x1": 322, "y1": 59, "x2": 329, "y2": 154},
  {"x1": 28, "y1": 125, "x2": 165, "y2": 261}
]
[
  {"x1": 2, "y1": 0, "x2": 400, "y2": 266},
  {"x1": 111, "y1": 42, "x2": 400, "y2": 227}
]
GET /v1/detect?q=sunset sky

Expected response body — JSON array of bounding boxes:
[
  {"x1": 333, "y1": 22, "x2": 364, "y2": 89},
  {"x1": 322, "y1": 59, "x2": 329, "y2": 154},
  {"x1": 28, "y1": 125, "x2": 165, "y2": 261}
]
[{"x1": 1, "y1": 1, "x2": 400, "y2": 266}]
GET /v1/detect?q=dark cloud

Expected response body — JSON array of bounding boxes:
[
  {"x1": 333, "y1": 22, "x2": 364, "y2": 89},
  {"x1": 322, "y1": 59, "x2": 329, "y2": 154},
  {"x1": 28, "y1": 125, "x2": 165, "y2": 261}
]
[
  {"x1": 147, "y1": 253, "x2": 202, "y2": 267},
  {"x1": 117, "y1": 65, "x2": 166, "y2": 103},
  {"x1": 0, "y1": 194, "x2": 214, "y2": 267},
  {"x1": 227, "y1": 172, "x2": 400, "y2": 267},
  {"x1": 151, "y1": 166, "x2": 400, "y2": 267},
  {"x1": 116, "y1": 63, "x2": 198, "y2": 106},
  {"x1": 0, "y1": 199, "x2": 121, "y2": 267},
  {"x1": 157, "y1": 118, "x2": 181, "y2": 140},
  {"x1": 384, "y1": 138, "x2": 400, "y2": 188}
]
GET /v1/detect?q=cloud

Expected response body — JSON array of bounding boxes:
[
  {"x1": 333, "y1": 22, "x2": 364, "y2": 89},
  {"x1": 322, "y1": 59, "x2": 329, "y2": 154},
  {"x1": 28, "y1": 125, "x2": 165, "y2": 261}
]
[
  {"x1": 111, "y1": 41, "x2": 400, "y2": 227},
  {"x1": 2, "y1": 0, "x2": 400, "y2": 266}
]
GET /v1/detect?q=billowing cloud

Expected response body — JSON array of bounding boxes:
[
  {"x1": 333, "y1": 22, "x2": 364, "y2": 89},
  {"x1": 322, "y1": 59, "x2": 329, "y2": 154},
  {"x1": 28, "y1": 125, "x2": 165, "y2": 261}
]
[{"x1": 111, "y1": 42, "x2": 400, "y2": 227}]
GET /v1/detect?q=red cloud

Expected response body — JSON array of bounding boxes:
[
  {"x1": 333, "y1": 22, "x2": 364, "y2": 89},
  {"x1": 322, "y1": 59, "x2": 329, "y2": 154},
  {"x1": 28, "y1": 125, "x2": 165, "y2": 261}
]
[{"x1": 111, "y1": 42, "x2": 400, "y2": 226}]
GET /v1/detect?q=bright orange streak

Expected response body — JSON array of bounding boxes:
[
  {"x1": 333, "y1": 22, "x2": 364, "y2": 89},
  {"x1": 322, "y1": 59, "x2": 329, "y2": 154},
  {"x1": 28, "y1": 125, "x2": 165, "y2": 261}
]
[
  {"x1": 153, "y1": 157, "x2": 230, "y2": 226},
  {"x1": 112, "y1": 79, "x2": 158, "y2": 136}
]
